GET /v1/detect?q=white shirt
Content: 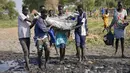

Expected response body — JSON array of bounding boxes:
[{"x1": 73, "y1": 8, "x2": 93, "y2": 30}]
[
  {"x1": 81, "y1": 18, "x2": 87, "y2": 36},
  {"x1": 18, "y1": 13, "x2": 31, "y2": 38}
]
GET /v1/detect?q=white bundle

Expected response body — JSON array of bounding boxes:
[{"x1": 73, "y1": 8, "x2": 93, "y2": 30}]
[{"x1": 46, "y1": 13, "x2": 77, "y2": 30}]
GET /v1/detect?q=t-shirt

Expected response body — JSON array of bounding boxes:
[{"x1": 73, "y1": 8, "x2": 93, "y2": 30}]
[
  {"x1": 18, "y1": 13, "x2": 31, "y2": 38},
  {"x1": 75, "y1": 12, "x2": 87, "y2": 36},
  {"x1": 114, "y1": 9, "x2": 127, "y2": 29}
]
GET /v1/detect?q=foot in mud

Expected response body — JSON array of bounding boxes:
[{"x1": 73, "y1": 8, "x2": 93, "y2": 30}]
[
  {"x1": 81, "y1": 56, "x2": 87, "y2": 61},
  {"x1": 114, "y1": 51, "x2": 117, "y2": 55},
  {"x1": 122, "y1": 55, "x2": 126, "y2": 58},
  {"x1": 77, "y1": 56, "x2": 81, "y2": 62},
  {"x1": 60, "y1": 60, "x2": 65, "y2": 64},
  {"x1": 25, "y1": 64, "x2": 30, "y2": 71}
]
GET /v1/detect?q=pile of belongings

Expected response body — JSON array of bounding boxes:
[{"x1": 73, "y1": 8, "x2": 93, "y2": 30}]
[
  {"x1": 103, "y1": 31, "x2": 114, "y2": 46},
  {"x1": 46, "y1": 12, "x2": 78, "y2": 30}
]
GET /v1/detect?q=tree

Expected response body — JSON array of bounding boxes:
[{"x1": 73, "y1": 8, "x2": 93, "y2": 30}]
[
  {"x1": 95, "y1": 0, "x2": 116, "y2": 8},
  {"x1": 45, "y1": 0, "x2": 59, "y2": 11},
  {"x1": 106, "y1": 0, "x2": 116, "y2": 8},
  {"x1": 6, "y1": 0, "x2": 18, "y2": 19},
  {"x1": 0, "y1": 0, "x2": 17, "y2": 20},
  {"x1": 122, "y1": 0, "x2": 130, "y2": 8},
  {"x1": 23, "y1": 0, "x2": 45, "y2": 11},
  {"x1": 59, "y1": 0, "x2": 77, "y2": 5},
  {"x1": 82, "y1": 0, "x2": 95, "y2": 16}
]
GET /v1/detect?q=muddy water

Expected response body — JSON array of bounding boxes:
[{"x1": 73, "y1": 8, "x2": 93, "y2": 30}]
[
  {"x1": 0, "y1": 52, "x2": 130, "y2": 73},
  {"x1": 0, "y1": 57, "x2": 130, "y2": 73}
]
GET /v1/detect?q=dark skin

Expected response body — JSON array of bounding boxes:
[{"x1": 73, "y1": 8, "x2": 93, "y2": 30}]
[
  {"x1": 57, "y1": 6, "x2": 67, "y2": 63},
  {"x1": 22, "y1": 9, "x2": 35, "y2": 29},
  {"x1": 103, "y1": 9, "x2": 109, "y2": 32},
  {"x1": 37, "y1": 11, "x2": 52, "y2": 69},
  {"x1": 21, "y1": 8, "x2": 35, "y2": 71},
  {"x1": 75, "y1": 7, "x2": 86, "y2": 61},
  {"x1": 109, "y1": 2, "x2": 128, "y2": 58},
  {"x1": 56, "y1": 30, "x2": 70, "y2": 63},
  {"x1": 48, "y1": 10, "x2": 59, "y2": 55}
]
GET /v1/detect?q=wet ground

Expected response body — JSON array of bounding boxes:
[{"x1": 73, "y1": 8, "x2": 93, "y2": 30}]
[
  {"x1": 0, "y1": 28, "x2": 130, "y2": 73},
  {"x1": 0, "y1": 51, "x2": 130, "y2": 73}
]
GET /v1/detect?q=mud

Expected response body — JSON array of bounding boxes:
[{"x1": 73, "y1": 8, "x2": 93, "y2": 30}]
[
  {"x1": 0, "y1": 52, "x2": 130, "y2": 73},
  {"x1": 0, "y1": 28, "x2": 130, "y2": 73}
]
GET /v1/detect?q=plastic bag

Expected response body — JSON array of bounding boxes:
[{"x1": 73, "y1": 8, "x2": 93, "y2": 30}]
[{"x1": 103, "y1": 31, "x2": 114, "y2": 46}]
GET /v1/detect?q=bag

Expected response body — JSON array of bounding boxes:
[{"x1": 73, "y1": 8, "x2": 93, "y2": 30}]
[{"x1": 103, "y1": 31, "x2": 114, "y2": 46}]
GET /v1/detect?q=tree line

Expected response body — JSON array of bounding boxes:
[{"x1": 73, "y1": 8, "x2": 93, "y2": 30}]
[
  {"x1": 0, "y1": 0, "x2": 129, "y2": 20},
  {"x1": 0, "y1": 0, "x2": 18, "y2": 20}
]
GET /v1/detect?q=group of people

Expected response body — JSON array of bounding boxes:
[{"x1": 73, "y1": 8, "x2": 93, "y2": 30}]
[
  {"x1": 18, "y1": 4, "x2": 87, "y2": 71},
  {"x1": 18, "y1": 1, "x2": 129, "y2": 71}
]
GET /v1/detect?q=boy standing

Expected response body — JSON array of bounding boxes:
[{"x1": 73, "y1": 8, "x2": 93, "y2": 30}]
[{"x1": 18, "y1": 6, "x2": 33, "y2": 71}]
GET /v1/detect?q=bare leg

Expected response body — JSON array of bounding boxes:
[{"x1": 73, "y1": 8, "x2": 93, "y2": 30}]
[
  {"x1": 120, "y1": 38, "x2": 125, "y2": 58},
  {"x1": 44, "y1": 41, "x2": 50, "y2": 68},
  {"x1": 20, "y1": 39, "x2": 30, "y2": 71},
  {"x1": 54, "y1": 44, "x2": 59, "y2": 55},
  {"x1": 115, "y1": 39, "x2": 119, "y2": 55},
  {"x1": 76, "y1": 46, "x2": 81, "y2": 62},
  {"x1": 37, "y1": 50, "x2": 43, "y2": 69}
]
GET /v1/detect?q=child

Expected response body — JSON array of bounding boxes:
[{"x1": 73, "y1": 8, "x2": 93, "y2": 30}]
[
  {"x1": 34, "y1": 8, "x2": 52, "y2": 69},
  {"x1": 103, "y1": 9, "x2": 109, "y2": 32},
  {"x1": 48, "y1": 10, "x2": 59, "y2": 55},
  {"x1": 108, "y1": 1, "x2": 129, "y2": 58},
  {"x1": 55, "y1": 4, "x2": 70, "y2": 63},
  {"x1": 18, "y1": 6, "x2": 34, "y2": 71},
  {"x1": 75, "y1": 5, "x2": 88, "y2": 61}
]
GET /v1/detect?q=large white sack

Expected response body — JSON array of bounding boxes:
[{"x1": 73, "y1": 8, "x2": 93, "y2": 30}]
[{"x1": 46, "y1": 13, "x2": 77, "y2": 30}]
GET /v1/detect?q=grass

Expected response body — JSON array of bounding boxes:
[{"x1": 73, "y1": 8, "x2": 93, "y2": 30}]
[
  {"x1": 68, "y1": 16, "x2": 130, "y2": 49},
  {"x1": 0, "y1": 19, "x2": 17, "y2": 28},
  {"x1": 0, "y1": 16, "x2": 130, "y2": 48}
]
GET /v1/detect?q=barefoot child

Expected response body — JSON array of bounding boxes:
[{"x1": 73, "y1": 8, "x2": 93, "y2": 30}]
[
  {"x1": 75, "y1": 5, "x2": 88, "y2": 61},
  {"x1": 103, "y1": 9, "x2": 109, "y2": 32},
  {"x1": 34, "y1": 8, "x2": 52, "y2": 69}
]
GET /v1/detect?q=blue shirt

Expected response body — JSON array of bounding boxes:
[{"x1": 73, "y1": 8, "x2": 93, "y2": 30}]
[
  {"x1": 101, "y1": 8, "x2": 105, "y2": 15},
  {"x1": 34, "y1": 17, "x2": 49, "y2": 39}
]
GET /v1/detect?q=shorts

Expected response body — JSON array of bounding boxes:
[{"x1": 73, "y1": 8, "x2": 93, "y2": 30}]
[
  {"x1": 36, "y1": 38, "x2": 50, "y2": 51},
  {"x1": 75, "y1": 31, "x2": 86, "y2": 48}
]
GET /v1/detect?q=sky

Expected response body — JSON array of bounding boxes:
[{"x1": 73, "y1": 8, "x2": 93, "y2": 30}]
[{"x1": 13, "y1": 0, "x2": 23, "y2": 13}]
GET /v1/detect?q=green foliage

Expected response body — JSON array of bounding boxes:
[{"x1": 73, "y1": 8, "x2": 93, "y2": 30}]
[
  {"x1": 59, "y1": 0, "x2": 77, "y2": 5},
  {"x1": 122, "y1": 0, "x2": 130, "y2": 8},
  {"x1": 0, "y1": 0, "x2": 17, "y2": 20},
  {"x1": 0, "y1": 19, "x2": 17, "y2": 28},
  {"x1": 6, "y1": 0, "x2": 18, "y2": 19},
  {"x1": 82, "y1": 0, "x2": 95, "y2": 11},
  {"x1": 23, "y1": 0, "x2": 45, "y2": 11}
]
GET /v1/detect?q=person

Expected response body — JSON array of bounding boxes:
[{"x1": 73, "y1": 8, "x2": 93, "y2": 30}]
[
  {"x1": 108, "y1": 1, "x2": 129, "y2": 58},
  {"x1": 18, "y1": 6, "x2": 34, "y2": 71},
  {"x1": 58, "y1": 4, "x2": 64, "y2": 16},
  {"x1": 75, "y1": 5, "x2": 88, "y2": 62},
  {"x1": 55, "y1": 5, "x2": 70, "y2": 63},
  {"x1": 48, "y1": 10, "x2": 54, "y2": 17},
  {"x1": 34, "y1": 8, "x2": 52, "y2": 69},
  {"x1": 103, "y1": 9, "x2": 109, "y2": 32},
  {"x1": 101, "y1": 8, "x2": 105, "y2": 16},
  {"x1": 48, "y1": 10, "x2": 59, "y2": 55}
]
